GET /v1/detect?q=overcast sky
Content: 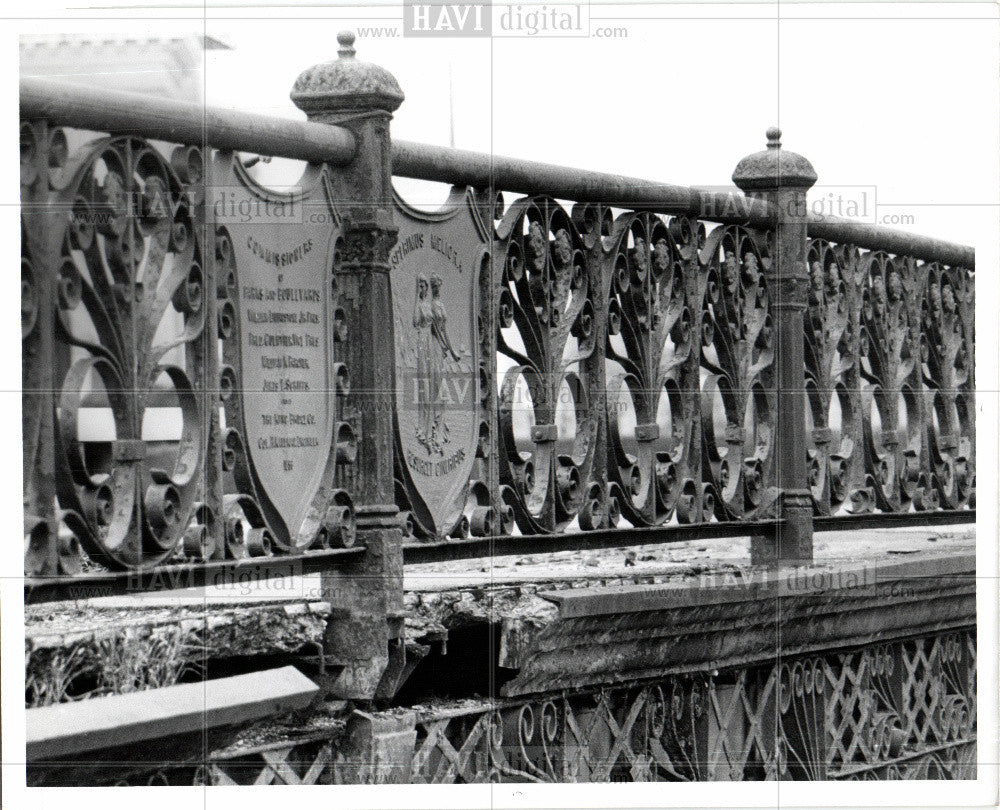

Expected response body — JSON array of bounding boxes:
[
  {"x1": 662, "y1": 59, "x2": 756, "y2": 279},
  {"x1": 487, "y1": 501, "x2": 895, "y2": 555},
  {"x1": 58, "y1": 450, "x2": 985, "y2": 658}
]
[
  {"x1": 12, "y1": 1, "x2": 999, "y2": 246},
  {"x1": 199, "y1": 4, "x2": 998, "y2": 250}
]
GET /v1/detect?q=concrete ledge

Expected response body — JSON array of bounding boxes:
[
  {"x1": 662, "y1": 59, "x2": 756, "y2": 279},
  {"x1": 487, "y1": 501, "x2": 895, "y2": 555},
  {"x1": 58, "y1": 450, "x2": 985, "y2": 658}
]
[
  {"x1": 503, "y1": 551, "x2": 975, "y2": 695},
  {"x1": 540, "y1": 552, "x2": 975, "y2": 616},
  {"x1": 27, "y1": 665, "x2": 319, "y2": 761}
]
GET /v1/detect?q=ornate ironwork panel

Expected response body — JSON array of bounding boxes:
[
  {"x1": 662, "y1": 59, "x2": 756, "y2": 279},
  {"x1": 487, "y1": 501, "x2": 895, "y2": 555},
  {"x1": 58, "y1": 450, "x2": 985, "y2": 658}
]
[
  {"x1": 21, "y1": 122, "x2": 360, "y2": 577},
  {"x1": 804, "y1": 242, "x2": 975, "y2": 515},
  {"x1": 493, "y1": 197, "x2": 600, "y2": 535},
  {"x1": 388, "y1": 194, "x2": 783, "y2": 543},
  {"x1": 391, "y1": 192, "x2": 974, "y2": 546},
  {"x1": 22, "y1": 125, "x2": 211, "y2": 572},
  {"x1": 21, "y1": 84, "x2": 976, "y2": 582}
]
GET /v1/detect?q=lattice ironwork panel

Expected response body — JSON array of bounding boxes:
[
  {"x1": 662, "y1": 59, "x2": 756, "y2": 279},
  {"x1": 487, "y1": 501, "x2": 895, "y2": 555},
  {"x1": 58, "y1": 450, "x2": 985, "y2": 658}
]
[
  {"x1": 211, "y1": 741, "x2": 334, "y2": 785},
  {"x1": 405, "y1": 629, "x2": 975, "y2": 784},
  {"x1": 825, "y1": 629, "x2": 975, "y2": 778},
  {"x1": 411, "y1": 708, "x2": 497, "y2": 783},
  {"x1": 29, "y1": 628, "x2": 975, "y2": 786}
]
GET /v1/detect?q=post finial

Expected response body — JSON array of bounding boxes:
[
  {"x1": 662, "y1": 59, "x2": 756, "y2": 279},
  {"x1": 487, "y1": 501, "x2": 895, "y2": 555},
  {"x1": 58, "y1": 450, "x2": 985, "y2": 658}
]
[
  {"x1": 337, "y1": 31, "x2": 356, "y2": 59},
  {"x1": 732, "y1": 127, "x2": 816, "y2": 192},
  {"x1": 291, "y1": 30, "x2": 403, "y2": 118}
]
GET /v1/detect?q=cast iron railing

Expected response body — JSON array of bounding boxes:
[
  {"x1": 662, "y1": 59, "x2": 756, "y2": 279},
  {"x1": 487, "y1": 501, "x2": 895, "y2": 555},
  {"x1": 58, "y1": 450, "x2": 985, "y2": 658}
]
[
  {"x1": 20, "y1": 124, "x2": 364, "y2": 576},
  {"x1": 389, "y1": 197, "x2": 975, "y2": 541},
  {"x1": 21, "y1": 32, "x2": 974, "y2": 597}
]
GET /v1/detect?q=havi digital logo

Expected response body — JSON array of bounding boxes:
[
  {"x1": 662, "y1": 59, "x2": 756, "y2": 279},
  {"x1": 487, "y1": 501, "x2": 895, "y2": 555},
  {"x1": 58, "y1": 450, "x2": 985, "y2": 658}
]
[{"x1": 404, "y1": 1, "x2": 492, "y2": 37}]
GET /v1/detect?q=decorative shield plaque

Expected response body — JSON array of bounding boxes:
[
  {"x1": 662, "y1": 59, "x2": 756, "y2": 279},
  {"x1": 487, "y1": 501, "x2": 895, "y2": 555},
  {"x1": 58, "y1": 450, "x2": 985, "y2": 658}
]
[
  {"x1": 214, "y1": 157, "x2": 340, "y2": 547},
  {"x1": 392, "y1": 188, "x2": 488, "y2": 537}
]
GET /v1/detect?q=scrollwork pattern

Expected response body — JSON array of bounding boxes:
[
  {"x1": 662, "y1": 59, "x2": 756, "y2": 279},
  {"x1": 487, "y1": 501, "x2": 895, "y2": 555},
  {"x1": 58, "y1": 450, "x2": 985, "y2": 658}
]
[
  {"x1": 22, "y1": 128, "x2": 206, "y2": 570},
  {"x1": 603, "y1": 214, "x2": 702, "y2": 526},
  {"x1": 804, "y1": 242, "x2": 974, "y2": 515},
  {"x1": 495, "y1": 198, "x2": 599, "y2": 534},
  {"x1": 698, "y1": 226, "x2": 775, "y2": 519},
  {"x1": 393, "y1": 193, "x2": 973, "y2": 546},
  {"x1": 21, "y1": 121, "x2": 360, "y2": 574},
  {"x1": 21, "y1": 128, "x2": 975, "y2": 574}
]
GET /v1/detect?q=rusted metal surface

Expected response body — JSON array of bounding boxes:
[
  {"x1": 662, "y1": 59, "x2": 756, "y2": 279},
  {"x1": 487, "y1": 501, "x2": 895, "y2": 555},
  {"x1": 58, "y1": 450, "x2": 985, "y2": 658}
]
[
  {"x1": 802, "y1": 240, "x2": 975, "y2": 518},
  {"x1": 20, "y1": 36, "x2": 408, "y2": 701},
  {"x1": 17, "y1": 29, "x2": 982, "y2": 791},
  {"x1": 392, "y1": 181, "x2": 974, "y2": 554},
  {"x1": 734, "y1": 128, "x2": 816, "y2": 562},
  {"x1": 20, "y1": 39, "x2": 376, "y2": 652},
  {"x1": 289, "y1": 32, "x2": 406, "y2": 700},
  {"x1": 390, "y1": 192, "x2": 794, "y2": 546},
  {"x1": 20, "y1": 33, "x2": 978, "y2": 755},
  {"x1": 20, "y1": 106, "x2": 363, "y2": 581},
  {"x1": 22, "y1": 61, "x2": 975, "y2": 588},
  {"x1": 20, "y1": 76, "x2": 357, "y2": 164}
]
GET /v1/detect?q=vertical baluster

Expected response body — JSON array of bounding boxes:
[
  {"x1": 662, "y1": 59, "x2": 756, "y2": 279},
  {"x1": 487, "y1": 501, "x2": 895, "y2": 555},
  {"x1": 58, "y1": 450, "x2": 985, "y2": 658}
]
[
  {"x1": 290, "y1": 31, "x2": 403, "y2": 698},
  {"x1": 733, "y1": 128, "x2": 816, "y2": 563},
  {"x1": 573, "y1": 203, "x2": 610, "y2": 530},
  {"x1": 189, "y1": 145, "x2": 224, "y2": 562},
  {"x1": 22, "y1": 121, "x2": 60, "y2": 575},
  {"x1": 477, "y1": 199, "x2": 503, "y2": 538},
  {"x1": 678, "y1": 218, "x2": 706, "y2": 523}
]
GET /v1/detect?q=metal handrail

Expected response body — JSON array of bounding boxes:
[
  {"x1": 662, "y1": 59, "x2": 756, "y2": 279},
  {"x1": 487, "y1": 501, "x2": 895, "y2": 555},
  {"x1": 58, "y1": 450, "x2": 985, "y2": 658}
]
[
  {"x1": 20, "y1": 75, "x2": 975, "y2": 268},
  {"x1": 19, "y1": 76, "x2": 358, "y2": 166},
  {"x1": 805, "y1": 216, "x2": 974, "y2": 267},
  {"x1": 392, "y1": 139, "x2": 976, "y2": 268},
  {"x1": 391, "y1": 139, "x2": 768, "y2": 223}
]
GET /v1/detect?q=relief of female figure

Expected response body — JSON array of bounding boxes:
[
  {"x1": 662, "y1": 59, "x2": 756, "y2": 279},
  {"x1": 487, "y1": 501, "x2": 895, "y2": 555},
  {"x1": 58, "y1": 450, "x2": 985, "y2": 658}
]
[
  {"x1": 430, "y1": 275, "x2": 461, "y2": 364},
  {"x1": 428, "y1": 275, "x2": 461, "y2": 451},
  {"x1": 413, "y1": 274, "x2": 436, "y2": 449}
]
